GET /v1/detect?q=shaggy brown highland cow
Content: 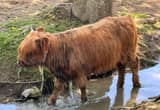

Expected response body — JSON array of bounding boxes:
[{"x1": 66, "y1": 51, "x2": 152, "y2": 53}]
[{"x1": 17, "y1": 16, "x2": 141, "y2": 105}]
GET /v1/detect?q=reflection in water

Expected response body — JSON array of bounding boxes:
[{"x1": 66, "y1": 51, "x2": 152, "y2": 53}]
[
  {"x1": 106, "y1": 63, "x2": 160, "y2": 109},
  {"x1": 78, "y1": 77, "x2": 112, "y2": 110},
  {"x1": 1, "y1": 64, "x2": 160, "y2": 110},
  {"x1": 105, "y1": 74, "x2": 139, "y2": 109},
  {"x1": 106, "y1": 82, "x2": 139, "y2": 109},
  {"x1": 0, "y1": 104, "x2": 16, "y2": 110},
  {"x1": 126, "y1": 88, "x2": 139, "y2": 107}
]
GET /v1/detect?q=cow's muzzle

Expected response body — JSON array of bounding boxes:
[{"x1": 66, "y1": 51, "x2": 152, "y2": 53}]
[{"x1": 17, "y1": 60, "x2": 28, "y2": 67}]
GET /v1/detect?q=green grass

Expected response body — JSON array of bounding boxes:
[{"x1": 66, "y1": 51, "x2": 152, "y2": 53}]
[
  {"x1": 0, "y1": 16, "x2": 82, "y2": 81},
  {"x1": 138, "y1": 24, "x2": 155, "y2": 35},
  {"x1": 117, "y1": 12, "x2": 158, "y2": 35},
  {"x1": 153, "y1": 22, "x2": 160, "y2": 29},
  {"x1": 118, "y1": 12, "x2": 150, "y2": 19}
]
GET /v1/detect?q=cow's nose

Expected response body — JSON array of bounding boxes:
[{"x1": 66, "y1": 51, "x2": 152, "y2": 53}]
[
  {"x1": 17, "y1": 60, "x2": 25, "y2": 67},
  {"x1": 16, "y1": 61, "x2": 20, "y2": 67}
]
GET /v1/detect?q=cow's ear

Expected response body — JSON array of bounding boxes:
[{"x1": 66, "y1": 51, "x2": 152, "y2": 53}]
[
  {"x1": 35, "y1": 37, "x2": 48, "y2": 51},
  {"x1": 37, "y1": 26, "x2": 44, "y2": 32}
]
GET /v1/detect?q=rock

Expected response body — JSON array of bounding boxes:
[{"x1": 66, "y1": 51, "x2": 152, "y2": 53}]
[
  {"x1": 72, "y1": 0, "x2": 112, "y2": 23},
  {"x1": 21, "y1": 86, "x2": 41, "y2": 98},
  {"x1": 54, "y1": 3, "x2": 73, "y2": 19},
  {"x1": 135, "y1": 101, "x2": 160, "y2": 110}
]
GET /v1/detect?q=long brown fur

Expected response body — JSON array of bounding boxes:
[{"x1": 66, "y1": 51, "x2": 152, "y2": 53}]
[{"x1": 17, "y1": 16, "x2": 141, "y2": 105}]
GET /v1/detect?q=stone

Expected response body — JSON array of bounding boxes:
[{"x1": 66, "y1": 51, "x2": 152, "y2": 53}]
[
  {"x1": 54, "y1": 3, "x2": 73, "y2": 19},
  {"x1": 21, "y1": 86, "x2": 41, "y2": 98},
  {"x1": 72, "y1": 0, "x2": 112, "y2": 23}
]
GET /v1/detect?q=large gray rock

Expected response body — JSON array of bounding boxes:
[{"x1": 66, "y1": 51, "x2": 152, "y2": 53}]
[{"x1": 72, "y1": 0, "x2": 112, "y2": 23}]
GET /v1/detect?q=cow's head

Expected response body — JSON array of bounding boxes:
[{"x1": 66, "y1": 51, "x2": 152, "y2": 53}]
[{"x1": 17, "y1": 27, "x2": 49, "y2": 67}]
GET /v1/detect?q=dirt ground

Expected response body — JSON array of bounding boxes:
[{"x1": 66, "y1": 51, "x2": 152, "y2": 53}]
[
  {"x1": 0, "y1": 0, "x2": 60, "y2": 23},
  {"x1": 0, "y1": 0, "x2": 160, "y2": 23},
  {"x1": 113, "y1": 0, "x2": 160, "y2": 17}
]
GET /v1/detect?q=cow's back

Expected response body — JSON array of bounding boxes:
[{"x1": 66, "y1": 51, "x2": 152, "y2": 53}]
[{"x1": 54, "y1": 16, "x2": 138, "y2": 75}]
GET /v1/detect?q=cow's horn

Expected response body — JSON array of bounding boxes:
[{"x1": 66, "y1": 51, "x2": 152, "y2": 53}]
[{"x1": 30, "y1": 26, "x2": 34, "y2": 32}]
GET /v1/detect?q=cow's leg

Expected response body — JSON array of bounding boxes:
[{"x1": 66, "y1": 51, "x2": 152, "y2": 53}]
[
  {"x1": 75, "y1": 74, "x2": 87, "y2": 103},
  {"x1": 129, "y1": 56, "x2": 141, "y2": 88},
  {"x1": 117, "y1": 63, "x2": 126, "y2": 88},
  {"x1": 48, "y1": 78, "x2": 64, "y2": 105},
  {"x1": 69, "y1": 81, "x2": 74, "y2": 98}
]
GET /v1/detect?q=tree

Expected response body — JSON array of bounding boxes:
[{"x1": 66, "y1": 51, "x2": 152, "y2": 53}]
[{"x1": 72, "y1": 0, "x2": 112, "y2": 23}]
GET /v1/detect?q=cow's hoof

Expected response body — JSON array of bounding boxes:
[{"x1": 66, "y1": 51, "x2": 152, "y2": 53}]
[
  {"x1": 81, "y1": 97, "x2": 87, "y2": 103},
  {"x1": 133, "y1": 83, "x2": 141, "y2": 88},
  {"x1": 47, "y1": 97, "x2": 56, "y2": 105}
]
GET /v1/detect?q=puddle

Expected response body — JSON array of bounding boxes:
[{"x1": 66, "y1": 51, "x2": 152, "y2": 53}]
[
  {"x1": 0, "y1": 104, "x2": 16, "y2": 110},
  {"x1": 1, "y1": 64, "x2": 160, "y2": 110}
]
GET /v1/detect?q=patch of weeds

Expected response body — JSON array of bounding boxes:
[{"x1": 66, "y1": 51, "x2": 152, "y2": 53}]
[
  {"x1": 118, "y1": 12, "x2": 150, "y2": 19},
  {"x1": 1, "y1": 18, "x2": 40, "y2": 29},
  {"x1": 137, "y1": 22, "x2": 160, "y2": 35},
  {"x1": 130, "y1": 13, "x2": 150, "y2": 19},
  {"x1": 138, "y1": 24, "x2": 154, "y2": 35},
  {"x1": 153, "y1": 22, "x2": 160, "y2": 29},
  {"x1": 118, "y1": 11, "x2": 156, "y2": 35},
  {"x1": 44, "y1": 19, "x2": 82, "y2": 33}
]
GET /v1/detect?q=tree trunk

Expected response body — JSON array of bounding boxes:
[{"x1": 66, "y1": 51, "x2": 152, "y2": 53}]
[{"x1": 72, "y1": 0, "x2": 112, "y2": 23}]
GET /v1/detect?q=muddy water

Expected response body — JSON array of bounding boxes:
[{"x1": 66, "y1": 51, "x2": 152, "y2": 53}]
[{"x1": 1, "y1": 64, "x2": 160, "y2": 110}]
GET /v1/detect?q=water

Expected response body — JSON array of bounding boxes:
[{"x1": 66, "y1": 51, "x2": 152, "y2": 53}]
[
  {"x1": 1, "y1": 64, "x2": 160, "y2": 110},
  {"x1": 0, "y1": 104, "x2": 16, "y2": 110}
]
